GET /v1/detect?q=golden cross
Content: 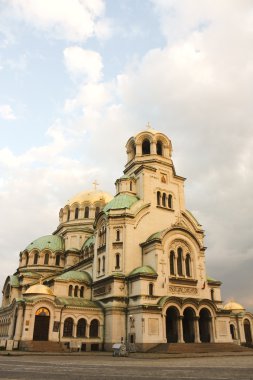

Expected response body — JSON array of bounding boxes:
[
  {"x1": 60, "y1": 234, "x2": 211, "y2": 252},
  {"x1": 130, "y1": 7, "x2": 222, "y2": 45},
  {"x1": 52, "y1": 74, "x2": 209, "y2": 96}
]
[{"x1": 93, "y1": 180, "x2": 99, "y2": 190}]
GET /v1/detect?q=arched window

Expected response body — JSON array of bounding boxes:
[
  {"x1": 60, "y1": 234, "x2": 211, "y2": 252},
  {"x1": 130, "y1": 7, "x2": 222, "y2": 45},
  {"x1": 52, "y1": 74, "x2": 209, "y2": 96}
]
[
  {"x1": 75, "y1": 207, "x2": 79, "y2": 219},
  {"x1": 67, "y1": 209, "x2": 70, "y2": 221},
  {"x1": 34, "y1": 252, "x2": 39, "y2": 265},
  {"x1": 142, "y1": 139, "x2": 150, "y2": 155},
  {"x1": 102, "y1": 256, "x2": 105, "y2": 272},
  {"x1": 149, "y1": 283, "x2": 154, "y2": 296},
  {"x1": 168, "y1": 194, "x2": 173, "y2": 209},
  {"x1": 63, "y1": 318, "x2": 73, "y2": 337},
  {"x1": 95, "y1": 207, "x2": 100, "y2": 217},
  {"x1": 68, "y1": 285, "x2": 73, "y2": 297},
  {"x1": 44, "y1": 252, "x2": 49, "y2": 265},
  {"x1": 25, "y1": 252, "x2": 29, "y2": 266},
  {"x1": 170, "y1": 251, "x2": 175, "y2": 275},
  {"x1": 74, "y1": 285, "x2": 78, "y2": 297},
  {"x1": 55, "y1": 254, "x2": 60, "y2": 266},
  {"x1": 157, "y1": 191, "x2": 161, "y2": 206},
  {"x1": 115, "y1": 253, "x2": 120, "y2": 269},
  {"x1": 77, "y1": 319, "x2": 86, "y2": 337},
  {"x1": 185, "y1": 254, "x2": 191, "y2": 277},
  {"x1": 157, "y1": 141, "x2": 163, "y2": 155},
  {"x1": 84, "y1": 206, "x2": 89, "y2": 218},
  {"x1": 162, "y1": 193, "x2": 166, "y2": 207},
  {"x1": 116, "y1": 230, "x2": 120, "y2": 241},
  {"x1": 90, "y1": 319, "x2": 99, "y2": 337},
  {"x1": 177, "y1": 247, "x2": 183, "y2": 276},
  {"x1": 80, "y1": 286, "x2": 84, "y2": 298}
]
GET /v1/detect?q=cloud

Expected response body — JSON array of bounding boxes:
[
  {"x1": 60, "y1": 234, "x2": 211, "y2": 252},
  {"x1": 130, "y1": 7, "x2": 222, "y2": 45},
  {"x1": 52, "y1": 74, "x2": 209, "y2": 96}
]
[
  {"x1": 64, "y1": 47, "x2": 103, "y2": 81},
  {"x1": 0, "y1": 104, "x2": 16, "y2": 120},
  {"x1": 8, "y1": 0, "x2": 110, "y2": 42}
]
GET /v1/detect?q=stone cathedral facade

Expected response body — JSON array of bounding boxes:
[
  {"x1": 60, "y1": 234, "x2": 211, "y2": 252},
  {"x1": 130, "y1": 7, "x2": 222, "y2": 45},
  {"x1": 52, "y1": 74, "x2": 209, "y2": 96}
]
[{"x1": 1, "y1": 127, "x2": 253, "y2": 352}]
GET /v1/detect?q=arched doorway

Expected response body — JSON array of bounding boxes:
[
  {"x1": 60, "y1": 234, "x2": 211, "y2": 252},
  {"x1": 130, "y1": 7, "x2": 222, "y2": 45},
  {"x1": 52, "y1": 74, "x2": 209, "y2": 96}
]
[
  {"x1": 33, "y1": 307, "x2": 50, "y2": 341},
  {"x1": 183, "y1": 307, "x2": 195, "y2": 343},
  {"x1": 166, "y1": 306, "x2": 179, "y2": 343},
  {"x1": 244, "y1": 319, "x2": 252, "y2": 343},
  {"x1": 199, "y1": 308, "x2": 211, "y2": 342}
]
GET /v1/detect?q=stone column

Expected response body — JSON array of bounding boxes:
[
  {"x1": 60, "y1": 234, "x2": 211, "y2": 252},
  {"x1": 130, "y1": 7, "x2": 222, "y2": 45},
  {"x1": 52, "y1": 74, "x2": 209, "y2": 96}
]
[
  {"x1": 194, "y1": 317, "x2": 201, "y2": 343},
  {"x1": 209, "y1": 317, "x2": 214, "y2": 342},
  {"x1": 178, "y1": 316, "x2": 184, "y2": 343},
  {"x1": 73, "y1": 322, "x2": 77, "y2": 338},
  {"x1": 86, "y1": 324, "x2": 90, "y2": 338},
  {"x1": 13, "y1": 305, "x2": 24, "y2": 341}
]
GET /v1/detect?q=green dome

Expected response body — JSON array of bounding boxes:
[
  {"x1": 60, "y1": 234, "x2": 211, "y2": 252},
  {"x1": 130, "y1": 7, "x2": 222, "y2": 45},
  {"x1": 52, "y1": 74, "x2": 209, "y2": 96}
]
[
  {"x1": 55, "y1": 270, "x2": 92, "y2": 284},
  {"x1": 82, "y1": 235, "x2": 95, "y2": 250},
  {"x1": 128, "y1": 265, "x2": 157, "y2": 277},
  {"x1": 103, "y1": 194, "x2": 139, "y2": 213},
  {"x1": 25, "y1": 235, "x2": 64, "y2": 252}
]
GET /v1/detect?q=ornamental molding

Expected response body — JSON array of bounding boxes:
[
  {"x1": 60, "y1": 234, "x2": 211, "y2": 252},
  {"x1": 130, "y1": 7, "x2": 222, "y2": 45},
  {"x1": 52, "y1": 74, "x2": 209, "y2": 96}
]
[{"x1": 169, "y1": 285, "x2": 198, "y2": 296}]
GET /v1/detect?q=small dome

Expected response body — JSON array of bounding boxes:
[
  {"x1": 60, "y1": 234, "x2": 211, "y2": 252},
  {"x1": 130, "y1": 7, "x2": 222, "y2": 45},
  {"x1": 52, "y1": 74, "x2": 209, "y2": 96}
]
[
  {"x1": 128, "y1": 265, "x2": 157, "y2": 277},
  {"x1": 224, "y1": 301, "x2": 245, "y2": 312},
  {"x1": 66, "y1": 190, "x2": 112, "y2": 206},
  {"x1": 55, "y1": 270, "x2": 92, "y2": 284},
  {"x1": 25, "y1": 235, "x2": 64, "y2": 252},
  {"x1": 103, "y1": 194, "x2": 139, "y2": 213},
  {"x1": 25, "y1": 284, "x2": 54, "y2": 296}
]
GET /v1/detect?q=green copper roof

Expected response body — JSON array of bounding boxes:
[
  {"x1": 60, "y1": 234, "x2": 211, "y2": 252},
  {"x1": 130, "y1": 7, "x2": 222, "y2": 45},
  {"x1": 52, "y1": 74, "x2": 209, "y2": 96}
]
[
  {"x1": 55, "y1": 297, "x2": 101, "y2": 308},
  {"x1": 25, "y1": 235, "x2": 64, "y2": 252},
  {"x1": 82, "y1": 235, "x2": 95, "y2": 250},
  {"x1": 146, "y1": 230, "x2": 164, "y2": 242},
  {"x1": 103, "y1": 194, "x2": 139, "y2": 213},
  {"x1": 207, "y1": 276, "x2": 220, "y2": 283},
  {"x1": 55, "y1": 270, "x2": 92, "y2": 284},
  {"x1": 128, "y1": 265, "x2": 157, "y2": 277},
  {"x1": 10, "y1": 275, "x2": 20, "y2": 288}
]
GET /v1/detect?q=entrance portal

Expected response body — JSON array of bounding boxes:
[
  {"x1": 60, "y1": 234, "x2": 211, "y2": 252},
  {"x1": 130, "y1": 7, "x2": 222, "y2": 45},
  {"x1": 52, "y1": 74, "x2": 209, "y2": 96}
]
[
  {"x1": 33, "y1": 307, "x2": 50, "y2": 341},
  {"x1": 199, "y1": 308, "x2": 211, "y2": 342},
  {"x1": 166, "y1": 306, "x2": 179, "y2": 343},
  {"x1": 244, "y1": 319, "x2": 252, "y2": 343},
  {"x1": 183, "y1": 307, "x2": 195, "y2": 343}
]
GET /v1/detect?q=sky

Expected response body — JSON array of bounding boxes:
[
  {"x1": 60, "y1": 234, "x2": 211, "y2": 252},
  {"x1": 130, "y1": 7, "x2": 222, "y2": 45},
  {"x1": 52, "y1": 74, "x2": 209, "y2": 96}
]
[{"x1": 0, "y1": 0, "x2": 253, "y2": 310}]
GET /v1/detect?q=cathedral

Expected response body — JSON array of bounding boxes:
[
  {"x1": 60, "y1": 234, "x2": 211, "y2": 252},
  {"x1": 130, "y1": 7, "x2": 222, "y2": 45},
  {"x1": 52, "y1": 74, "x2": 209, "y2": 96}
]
[{"x1": 0, "y1": 127, "x2": 253, "y2": 352}]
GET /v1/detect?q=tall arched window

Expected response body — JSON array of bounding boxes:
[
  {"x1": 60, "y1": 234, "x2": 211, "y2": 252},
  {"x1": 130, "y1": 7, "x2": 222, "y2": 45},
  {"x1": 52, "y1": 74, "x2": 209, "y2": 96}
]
[
  {"x1": 162, "y1": 193, "x2": 166, "y2": 207},
  {"x1": 102, "y1": 256, "x2": 105, "y2": 272},
  {"x1": 157, "y1": 191, "x2": 161, "y2": 206},
  {"x1": 67, "y1": 209, "x2": 70, "y2": 221},
  {"x1": 75, "y1": 207, "x2": 79, "y2": 219},
  {"x1": 44, "y1": 253, "x2": 49, "y2": 265},
  {"x1": 63, "y1": 318, "x2": 73, "y2": 337},
  {"x1": 95, "y1": 207, "x2": 100, "y2": 217},
  {"x1": 68, "y1": 285, "x2": 73, "y2": 297},
  {"x1": 157, "y1": 141, "x2": 163, "y2": 155},
  {"x1": 84, "y1": 206, "x2": 89, "y2": 218},
  {"x1": 142, "y1": 139, "x2": 150, "y2": 155},
  {"x1": 24, "y1": 252, "x2": 29, "y2": 266},
  {"x1": 149, "y1": 283, "x2": 154, "y2": 296},
  {"x1": 34, "y1": 252, "x2": 39, "y2": 265},
  {"x1": 116, "y1": 230, "x2": 120, "y2": 241},
  {"x1": 80, "y1": 286, "x2": 84, "y2": 298},
  {"x1": 170, "y1": 251, "x2": 175, "y2": 275},
  {"x1": 98, "y1": 258, "x2": 101, "y2": 273},
  {"x1": 115, "y1": 253, "x2": 120, "y2": 269},
  {"x1": 74, "y1": 285, "x2": 78, "y2": 297},
  {"x1": 185, "y1": 254, "x2": 191, "y2": 277},
  {"x1": 177, "y1": 247, "x2": 183, "y2": 276},
  {"x1": 55, "y1": 254, "x2": 60, "y2": 266},
  {"x1": 168, "y1": 194, "x2": 173, "y2": 209},
  {"x1": 77, "y1": 319, "x2": 86, "y2": 337},
  {"x1": 90, "y1": 319, "x2": 99, "y2": 337}
]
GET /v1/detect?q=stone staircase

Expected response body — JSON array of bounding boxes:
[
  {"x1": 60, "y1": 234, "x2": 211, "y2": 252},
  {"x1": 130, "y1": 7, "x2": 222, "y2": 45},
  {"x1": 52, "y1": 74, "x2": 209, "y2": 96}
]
[
  {"x1": 148, "y1": 343, "x2": 253, "y2": 354},
  {"x1": 19, "y1": 341, "x2": 68, "y2": 352}
]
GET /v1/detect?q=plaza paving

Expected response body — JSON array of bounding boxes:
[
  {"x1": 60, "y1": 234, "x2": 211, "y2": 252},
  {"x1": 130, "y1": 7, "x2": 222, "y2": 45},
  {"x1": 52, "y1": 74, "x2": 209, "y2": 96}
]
[{"x1": 0, "y1": 352, "x2": 253, "y2": 379}]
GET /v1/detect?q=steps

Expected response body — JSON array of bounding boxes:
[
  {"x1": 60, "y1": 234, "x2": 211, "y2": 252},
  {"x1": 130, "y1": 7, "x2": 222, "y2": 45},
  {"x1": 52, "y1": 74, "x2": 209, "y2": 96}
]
[
  {"x1": 19, "y1": 341, "x2": 68, "y2": 352},
  {"x1": 148, "y1": 343, "x2": 252, "y2": 354}
]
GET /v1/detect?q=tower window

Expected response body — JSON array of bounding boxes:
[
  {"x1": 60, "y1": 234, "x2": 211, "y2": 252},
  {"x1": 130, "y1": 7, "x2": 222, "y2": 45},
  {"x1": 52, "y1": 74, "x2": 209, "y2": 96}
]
[
  {"x1": 157, "y1": 191, "x2": 161, "y2": 206},
  {"x1": 116, "y1": 230, "x2": 120, "y2": 241},
  {"x1": 149, "y1": 283, "x2": 154, "y2": 296},
  {"x1": 84, "y1": 206, "x2": 89, "y2": 218},
  {"x1": 68, "y1": 285, "x2": 73, "y2": 297},
  {"x1": 142, "y1": 139, "x2": 150, "y2": 155},
  {"x1": 44, "y1": 253, "x2": 49, "y2": 265},
  {"x1": 162, "y1": 193, "x2": 166, "y2": 207},
  {"x1": 55, "y1": 254, "x2": 60, "y2": 266},
  {"x1": 80, "y1": 286, "x2": 84, "y2": 298},
  {"x1": 170, "y1": 250, "x2": 175, "y2": 275},
  {"x1": 177, "y1": 247, "x2": 183, "y2": 276},
  {"x1": 67, "y1": 209, "x2": 70, "y2": 221},
  {"x1": 102, "y1": 256, "x2": 105, "y2": 272},
  {"x1": 34, "y1": 252, "x2": 39, "y2": 265},
  {"x1": 168, "y1": 194, "x2": 173, "y2": 209},
  {"x1": 74, "y1": 285, "x2": 78, "y2": 297},
  {"x1": 157, "y1": 141, "x2": 163, "y2": 155},
  {"x1": 115, "y1": 253, "x2": 120, "y2": 269},
  {"x1": 98, "y1": 258, "x2": 101, "y2": 273},
  {"x1": 75, "y1": 207, "x2": 79, "y2": 219},
  {"x1": 185, "y1": 254, "x2": 191, "y2": 277}
]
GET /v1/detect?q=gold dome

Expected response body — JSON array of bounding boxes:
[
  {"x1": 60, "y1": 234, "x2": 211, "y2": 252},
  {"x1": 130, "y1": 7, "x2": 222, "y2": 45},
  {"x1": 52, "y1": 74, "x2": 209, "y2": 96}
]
[
  {"x1": 25, "y1": 284, "x2": 54, "y2": 296},
  {"x1": 66, "y1": 190, "x2": 113, "y2": 206},
  {"x1": 224, "y1": 301, "x2": 245, "y2": 312}
]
